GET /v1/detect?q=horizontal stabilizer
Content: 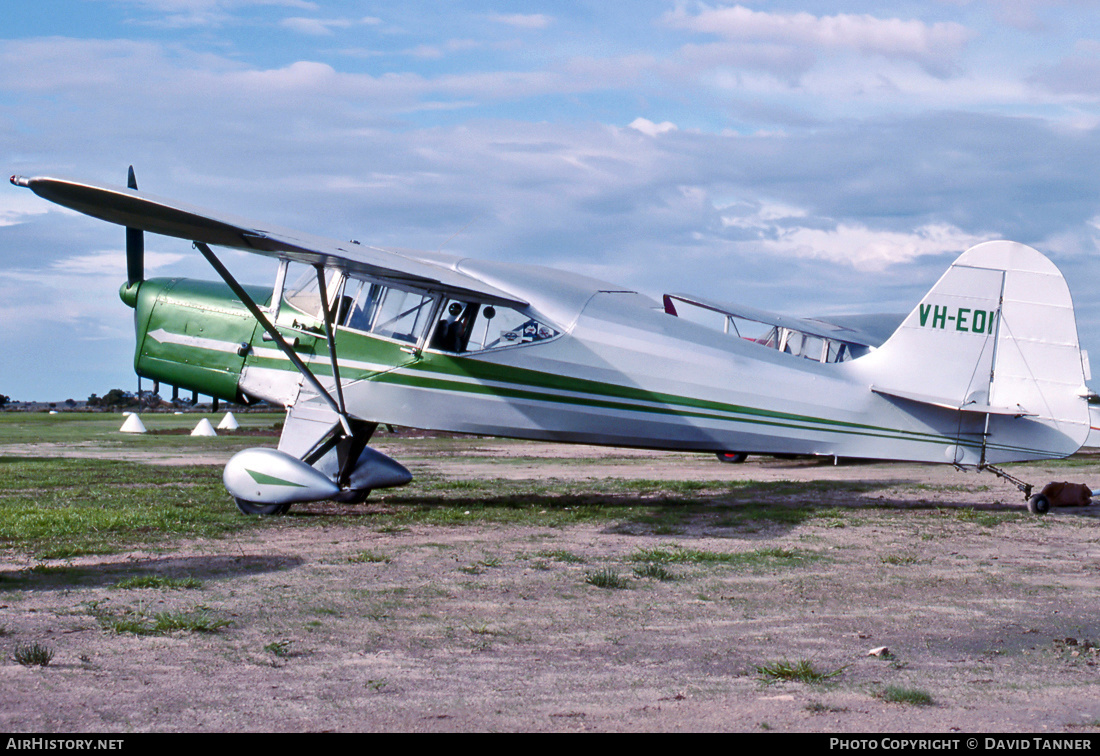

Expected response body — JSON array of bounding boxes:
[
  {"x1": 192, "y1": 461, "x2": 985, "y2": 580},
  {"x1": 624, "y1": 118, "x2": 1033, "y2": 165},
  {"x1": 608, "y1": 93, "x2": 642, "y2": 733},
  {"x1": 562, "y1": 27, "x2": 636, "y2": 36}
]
[{"x1": 870, "y1": 385, "x2": 1036, "y2": 416}]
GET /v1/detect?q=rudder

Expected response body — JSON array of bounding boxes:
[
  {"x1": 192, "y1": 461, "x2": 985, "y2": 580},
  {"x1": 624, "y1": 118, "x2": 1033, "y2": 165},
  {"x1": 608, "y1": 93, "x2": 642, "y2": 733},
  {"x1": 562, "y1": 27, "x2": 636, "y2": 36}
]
[{"x1": 863, "y1": 241, "x2": 1090, "y2": 463}]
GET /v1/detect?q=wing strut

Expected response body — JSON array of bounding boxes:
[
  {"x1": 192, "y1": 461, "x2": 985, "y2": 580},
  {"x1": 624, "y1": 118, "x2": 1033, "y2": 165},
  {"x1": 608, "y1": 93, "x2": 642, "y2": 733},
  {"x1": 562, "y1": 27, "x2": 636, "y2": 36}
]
[
  {"x1": 192, "y1": 241, "x2": 352, "y2": 435},
  {"x1": 314, "y1": 265, "x2": 348, "y2": 419}
]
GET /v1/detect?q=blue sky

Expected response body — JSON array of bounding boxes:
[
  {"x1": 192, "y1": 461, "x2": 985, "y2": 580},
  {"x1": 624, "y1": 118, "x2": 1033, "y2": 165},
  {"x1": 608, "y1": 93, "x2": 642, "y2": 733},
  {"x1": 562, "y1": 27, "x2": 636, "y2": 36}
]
[{"x1": 2, "y1": 0, "x2": 1099, "y2": 400}]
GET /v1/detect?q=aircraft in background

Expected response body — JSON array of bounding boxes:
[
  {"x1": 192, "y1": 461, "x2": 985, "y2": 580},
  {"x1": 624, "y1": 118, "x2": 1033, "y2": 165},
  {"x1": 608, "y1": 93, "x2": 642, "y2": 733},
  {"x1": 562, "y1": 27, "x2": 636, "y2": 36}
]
[{"x1": 11, "y1": 171, "x2": 1094, "y2": 515}]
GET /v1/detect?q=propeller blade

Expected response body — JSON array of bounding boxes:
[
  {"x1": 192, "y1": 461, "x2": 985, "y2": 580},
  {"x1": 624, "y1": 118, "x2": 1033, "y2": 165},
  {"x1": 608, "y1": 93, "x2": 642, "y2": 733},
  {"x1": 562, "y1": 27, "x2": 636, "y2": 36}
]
[{"x1": 125, "y1": 165, "x2": 144, "y2": 286}]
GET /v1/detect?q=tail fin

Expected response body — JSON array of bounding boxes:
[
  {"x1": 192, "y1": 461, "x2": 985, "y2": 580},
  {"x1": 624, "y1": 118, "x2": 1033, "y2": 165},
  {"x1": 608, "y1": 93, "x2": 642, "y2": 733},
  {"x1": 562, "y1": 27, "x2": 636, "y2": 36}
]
[{"x1": 864, "y1": 241, "x2": 1090, "y2": 463}]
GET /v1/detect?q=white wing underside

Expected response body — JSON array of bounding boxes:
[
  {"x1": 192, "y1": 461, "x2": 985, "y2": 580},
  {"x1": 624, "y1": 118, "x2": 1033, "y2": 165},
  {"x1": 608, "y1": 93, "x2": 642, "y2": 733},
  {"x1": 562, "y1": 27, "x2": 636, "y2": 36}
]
[{"x1": 14, "y1": 175, "x2": 527, "y2": 307}]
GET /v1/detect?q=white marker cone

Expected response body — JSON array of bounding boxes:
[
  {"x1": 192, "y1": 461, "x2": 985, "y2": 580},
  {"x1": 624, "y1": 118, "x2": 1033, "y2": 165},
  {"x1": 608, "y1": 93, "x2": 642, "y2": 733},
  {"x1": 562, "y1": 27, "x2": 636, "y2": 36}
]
[
  {"x1": 120, "y1": 414, "x2": 147, "y2": 433},
  {"x1": 191, "y1": 418, "x2": 218, "y2": 437},
  {"x1": 217, "y1": 412, "x2": 239, "y2": 430}
]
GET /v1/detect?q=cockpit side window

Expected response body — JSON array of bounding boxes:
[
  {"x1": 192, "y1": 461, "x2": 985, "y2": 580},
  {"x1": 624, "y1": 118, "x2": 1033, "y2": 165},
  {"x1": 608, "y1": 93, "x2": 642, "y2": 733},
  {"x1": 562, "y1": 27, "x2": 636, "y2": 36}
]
[
  {"x1": 343, "y1": 280, "x2": 384, "y2": 332},
  {"x1": 430, "y1": 300, "x2": 480, "y2": 352},
  {"x1": 336, "y1": 275, "x2": 437, "y2": 344},
  {"x1": 428, "y1": 298, "x2": 560, "y2": 354}
]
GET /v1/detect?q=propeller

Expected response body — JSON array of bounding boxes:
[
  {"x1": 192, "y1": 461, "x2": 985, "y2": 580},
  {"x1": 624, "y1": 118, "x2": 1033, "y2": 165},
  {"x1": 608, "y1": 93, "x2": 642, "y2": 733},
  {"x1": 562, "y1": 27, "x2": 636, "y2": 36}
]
[{"x1": 125, "y1": 165, "x2": 144, "y2": 287}]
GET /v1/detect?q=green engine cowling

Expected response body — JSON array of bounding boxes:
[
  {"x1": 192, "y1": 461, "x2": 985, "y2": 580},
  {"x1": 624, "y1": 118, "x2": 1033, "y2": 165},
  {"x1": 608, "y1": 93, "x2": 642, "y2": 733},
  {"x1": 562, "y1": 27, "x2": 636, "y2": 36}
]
[{"x1": 121, "y1": 277, "x2": 267, "y2": 404}]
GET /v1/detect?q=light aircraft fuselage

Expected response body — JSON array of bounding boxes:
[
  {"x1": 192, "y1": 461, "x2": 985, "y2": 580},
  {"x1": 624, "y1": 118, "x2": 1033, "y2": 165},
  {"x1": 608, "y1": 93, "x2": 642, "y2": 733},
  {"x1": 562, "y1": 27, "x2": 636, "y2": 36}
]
[{"x1": 126, "y1": 250, "x2": 1086, "y2": 467}]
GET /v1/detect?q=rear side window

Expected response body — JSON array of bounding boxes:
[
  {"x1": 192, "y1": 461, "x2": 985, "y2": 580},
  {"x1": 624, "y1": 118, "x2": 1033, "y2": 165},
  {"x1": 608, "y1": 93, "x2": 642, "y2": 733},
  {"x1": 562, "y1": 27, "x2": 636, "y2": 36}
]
[
  {"x1": 338, "y1": 276, "x2": 437, "y2": 344},
  {"x1": 367, "y1": 288, "x2": 436, "y2": 344}
]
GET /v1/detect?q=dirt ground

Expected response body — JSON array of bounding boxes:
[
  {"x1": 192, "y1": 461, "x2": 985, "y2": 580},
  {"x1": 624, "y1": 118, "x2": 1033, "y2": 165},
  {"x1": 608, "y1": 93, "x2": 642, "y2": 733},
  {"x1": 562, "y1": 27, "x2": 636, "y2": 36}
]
[{"x1": 2, "y1": 441, "x2": 1100, "y2": 733}]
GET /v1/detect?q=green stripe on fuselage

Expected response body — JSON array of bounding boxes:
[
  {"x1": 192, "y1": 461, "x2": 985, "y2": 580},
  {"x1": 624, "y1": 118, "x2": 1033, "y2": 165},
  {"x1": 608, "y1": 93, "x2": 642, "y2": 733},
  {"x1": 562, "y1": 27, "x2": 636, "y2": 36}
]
[{"x1": 245, "y1": 469, "x2": 306, "y2": 487}]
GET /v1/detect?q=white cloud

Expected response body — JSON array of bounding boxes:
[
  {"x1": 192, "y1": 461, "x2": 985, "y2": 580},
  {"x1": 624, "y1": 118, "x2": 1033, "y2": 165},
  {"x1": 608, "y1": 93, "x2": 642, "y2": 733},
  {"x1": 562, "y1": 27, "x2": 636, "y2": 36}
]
[
  {"x1": 405, "y1": 39, "x2": 481, "y2": 60},
  {"x1": 117, "y1": 0, "x2": 320, "y2": 28},
  {"x1": 716, "y1": 199, "x2": 995, "y2": 268},
  {"x1": 280, "y1": 17, "x2": 348, "y2": 36},
  {"x1": 628, "y1": 117, "x2": 678, "y2": 136},
  {"x1": 664, "y1": 4, "x2": 974, "y2": 74},
  {"x1": 279, "y1": 16, "x2": 381, "y2": 36},
  {"x1": 0, "y1": 194, "x2": 52, "y2": 227},
  {"x1": 486, "y1": 13, "x2": 553, "y2": 29},
  {"x1": 52, "y1": 250, "x2": 186, "y2": 275},
  {"x1": 720, "y1": 200, "x2": 806, "y2": 225},
  {"x1": 227, "y1": 59, "x2": 337, "y2": 90},
  {"x1": 757, "y1": 222, "x2": 996, "y2": 269},
  {"x1": 0, "y1": 38, "x2": 181, "y2": 93},
  {"x1": 0, "y1": 252, "x2": 147, "y2": 331}
]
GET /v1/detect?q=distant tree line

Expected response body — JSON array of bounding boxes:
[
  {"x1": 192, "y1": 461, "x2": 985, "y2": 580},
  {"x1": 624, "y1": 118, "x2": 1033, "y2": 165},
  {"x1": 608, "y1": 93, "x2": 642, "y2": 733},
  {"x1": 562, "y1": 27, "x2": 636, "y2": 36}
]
[{"x1": 86, "y1": 389, "x2": 141, "y2": 409}]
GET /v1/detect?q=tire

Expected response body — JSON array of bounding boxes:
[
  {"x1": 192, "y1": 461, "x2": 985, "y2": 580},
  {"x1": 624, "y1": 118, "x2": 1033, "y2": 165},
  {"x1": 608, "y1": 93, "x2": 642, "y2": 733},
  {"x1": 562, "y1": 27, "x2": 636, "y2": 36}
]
[
  {"x1": 1027, "y1": 494, "x2": 1050, "y2": 515},
  {"x1": 716, "y1": 452, "x2": 748, "y2": 464},
  {"x1": 332, "y1": 489, "x2": 372, "y2": 504},
  {"x1": 234, "y1": 497, "x2": 292, "y2": 515}
]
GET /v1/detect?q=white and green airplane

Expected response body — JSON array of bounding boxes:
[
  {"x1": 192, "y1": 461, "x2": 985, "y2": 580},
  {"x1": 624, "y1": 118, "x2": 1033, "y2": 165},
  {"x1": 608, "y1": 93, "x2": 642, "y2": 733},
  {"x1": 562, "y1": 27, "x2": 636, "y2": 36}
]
[{"x1": 11, "y1": 171, "x2": 1094, "y2": 515}]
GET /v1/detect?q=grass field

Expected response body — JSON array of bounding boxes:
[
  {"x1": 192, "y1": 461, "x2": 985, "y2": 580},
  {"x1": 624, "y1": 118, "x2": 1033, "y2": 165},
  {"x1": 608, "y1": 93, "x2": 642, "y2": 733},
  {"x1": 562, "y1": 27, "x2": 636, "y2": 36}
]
[
  {"x1": 0, "y1": 410, "x2": 1073, "y2": 562},
  {"x1": 3, "y1": 411, "x2": 1100, "y2": 732},
  {"x1": 0, "y1": 411, "x2": 886, "y2": 559},
  {"x1": 0, "y1": 411, "x2": 288, "y2": 558},
  {"x1": 0, "y1": 409, "x2": 283, "y2": 446}
]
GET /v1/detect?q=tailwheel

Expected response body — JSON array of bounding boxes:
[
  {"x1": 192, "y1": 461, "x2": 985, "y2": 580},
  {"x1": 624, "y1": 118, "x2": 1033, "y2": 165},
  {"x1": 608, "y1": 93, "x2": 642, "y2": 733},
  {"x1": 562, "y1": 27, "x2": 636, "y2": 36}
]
[
  {"x1": 1026, "y1": 494, "x2": 1050, "y2": 515},
  {"x1": 716, "y1": 452, "x2": 748, "y2": 464},
  {"x1": 979, "y1": 464, "x2": 1046, "y2": 516},
  {"x1": 233, "y1": 497, "x2": 292, "y2": 516}
]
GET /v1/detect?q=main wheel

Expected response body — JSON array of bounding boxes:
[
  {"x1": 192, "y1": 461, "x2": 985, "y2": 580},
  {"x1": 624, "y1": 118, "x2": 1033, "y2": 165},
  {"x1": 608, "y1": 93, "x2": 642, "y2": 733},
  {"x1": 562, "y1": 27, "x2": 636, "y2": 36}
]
[
  {"x1": 332, "y1": 489, "x2": 372, "y2": 504},
  {"x1": 716, "y1": 452, "x2": 748, "y2": 464},
  {"x1": 233, "y1": 497, "x2": 292, "y2": 515},
  {"x1": 1026, "y1": 494, "x2": 1050, "y2": 515}
]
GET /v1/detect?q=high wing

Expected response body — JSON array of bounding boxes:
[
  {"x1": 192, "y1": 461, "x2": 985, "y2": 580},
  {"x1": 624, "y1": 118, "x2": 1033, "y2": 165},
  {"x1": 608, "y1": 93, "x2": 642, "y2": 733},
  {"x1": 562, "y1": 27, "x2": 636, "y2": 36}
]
[{"x1": 10, "y1": 174, "x2": 526, "y2": 308}]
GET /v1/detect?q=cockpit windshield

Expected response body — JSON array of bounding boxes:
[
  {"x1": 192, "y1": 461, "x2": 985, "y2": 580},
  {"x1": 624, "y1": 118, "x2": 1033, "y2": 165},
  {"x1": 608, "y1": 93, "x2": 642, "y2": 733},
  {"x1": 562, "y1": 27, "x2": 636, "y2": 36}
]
[{"x1": 282, "y1": 264, "x2": 341, "y2": 321}]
